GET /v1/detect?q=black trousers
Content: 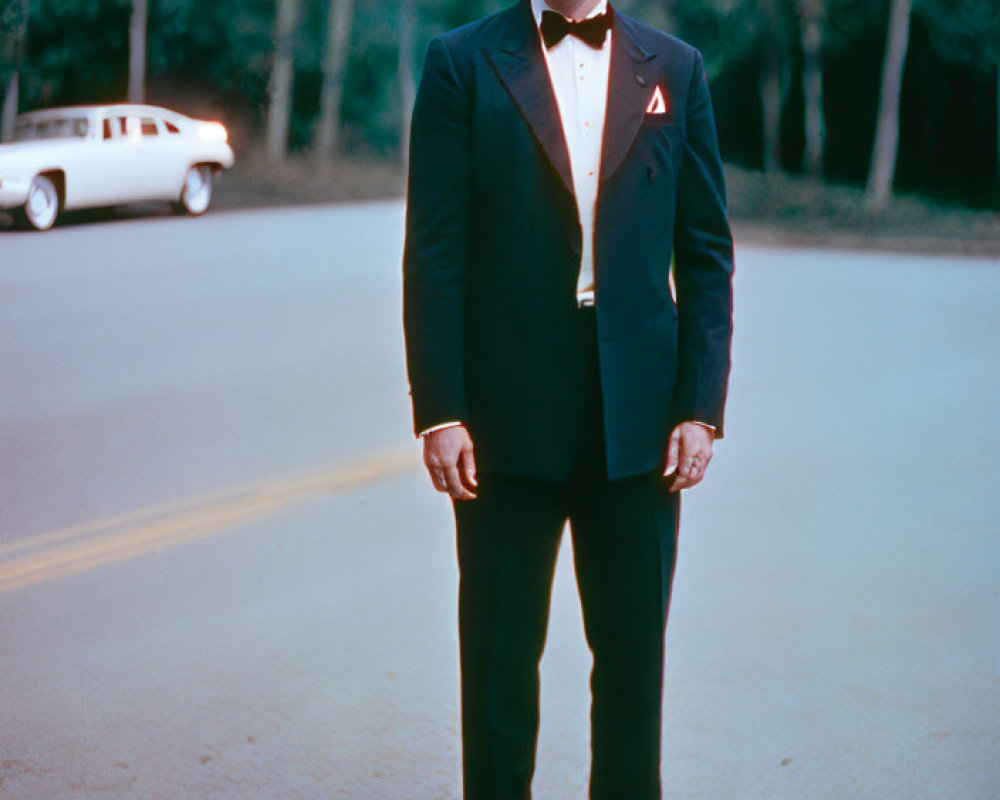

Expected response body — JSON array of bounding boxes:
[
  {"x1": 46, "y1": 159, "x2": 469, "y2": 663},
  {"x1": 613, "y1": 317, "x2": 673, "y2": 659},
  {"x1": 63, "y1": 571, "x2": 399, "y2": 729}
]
[{"x1": 453, "y1": 309, "x2": 681, "y2": 800}]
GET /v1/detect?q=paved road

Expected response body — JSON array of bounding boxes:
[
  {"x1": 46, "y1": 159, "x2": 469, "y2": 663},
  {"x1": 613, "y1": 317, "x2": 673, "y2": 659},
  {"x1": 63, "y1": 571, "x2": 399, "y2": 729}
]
[{"x1": 1, "y1": 204, "x2": 998, "y2": 799}]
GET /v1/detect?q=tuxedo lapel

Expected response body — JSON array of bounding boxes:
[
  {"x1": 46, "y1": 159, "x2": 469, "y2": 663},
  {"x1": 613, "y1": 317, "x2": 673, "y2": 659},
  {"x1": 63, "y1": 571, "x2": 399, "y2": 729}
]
[
  {"x1": 484, "y1": 0, "x2": 574, "y2": 197},
  {"x1": 600, "y1": 12, "x2": 658, "y2": 184}
]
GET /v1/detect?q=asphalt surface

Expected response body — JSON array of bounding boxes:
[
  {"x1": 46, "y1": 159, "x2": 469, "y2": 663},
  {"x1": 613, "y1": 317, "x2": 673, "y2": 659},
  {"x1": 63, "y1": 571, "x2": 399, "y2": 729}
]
[{"x1": 1, "y1": 202, "x2": 998, "y2": 799}]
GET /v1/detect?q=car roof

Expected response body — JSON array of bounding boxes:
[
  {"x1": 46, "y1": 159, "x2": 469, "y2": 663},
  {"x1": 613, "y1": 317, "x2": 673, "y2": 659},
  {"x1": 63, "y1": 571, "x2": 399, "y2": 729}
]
[{"x1": 18, "y1": 104, "x2": 192, "y2": 123}]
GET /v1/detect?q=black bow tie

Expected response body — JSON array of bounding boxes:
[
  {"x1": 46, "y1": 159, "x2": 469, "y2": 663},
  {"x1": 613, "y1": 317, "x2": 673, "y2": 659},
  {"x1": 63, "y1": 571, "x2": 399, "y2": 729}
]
[{"x1": 540, "y1": 8, "x2": 613, "y2": 49}]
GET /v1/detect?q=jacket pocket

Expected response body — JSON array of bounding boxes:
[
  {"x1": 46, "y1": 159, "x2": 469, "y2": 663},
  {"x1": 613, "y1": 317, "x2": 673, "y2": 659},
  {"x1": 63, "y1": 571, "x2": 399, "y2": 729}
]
[{"x1": 641, "y1": 115, "x2": 678, "y2": 129}]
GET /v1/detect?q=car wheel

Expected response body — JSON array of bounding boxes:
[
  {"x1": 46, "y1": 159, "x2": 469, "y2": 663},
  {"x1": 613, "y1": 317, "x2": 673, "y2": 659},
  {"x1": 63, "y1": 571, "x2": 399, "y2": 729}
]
[
  {"x1": 176, "y1": 165, "x2": 214, "y2": 216},
  {"x1": 16, "y1": 174, "x2": 60, "y2": 231}
]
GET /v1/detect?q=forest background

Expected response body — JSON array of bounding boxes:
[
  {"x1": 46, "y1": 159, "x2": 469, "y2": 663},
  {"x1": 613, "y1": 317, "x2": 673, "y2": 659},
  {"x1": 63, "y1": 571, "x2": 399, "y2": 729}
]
[{"x1": 1, "y1": 0, "x2": 999, "y2": 245}]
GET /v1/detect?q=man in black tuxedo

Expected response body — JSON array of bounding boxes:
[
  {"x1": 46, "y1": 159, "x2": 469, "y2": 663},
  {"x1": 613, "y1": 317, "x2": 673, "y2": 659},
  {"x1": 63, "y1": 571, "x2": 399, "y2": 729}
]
[{"x1": 403, "y1": 0, "x2": 733, "y2": 797}]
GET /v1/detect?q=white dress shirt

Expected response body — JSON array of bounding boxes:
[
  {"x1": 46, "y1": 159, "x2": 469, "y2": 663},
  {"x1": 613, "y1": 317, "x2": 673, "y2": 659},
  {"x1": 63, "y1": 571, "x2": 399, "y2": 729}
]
[{"x1": 530, "y1": 0, "x2": 611, "y2": 308}]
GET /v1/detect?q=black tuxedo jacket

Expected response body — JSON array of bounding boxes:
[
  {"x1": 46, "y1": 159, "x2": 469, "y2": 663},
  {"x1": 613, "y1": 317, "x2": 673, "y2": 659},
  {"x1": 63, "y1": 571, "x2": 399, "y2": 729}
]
[{"x1": 403, "y1": 0, "x2": 734, "y2": 482}]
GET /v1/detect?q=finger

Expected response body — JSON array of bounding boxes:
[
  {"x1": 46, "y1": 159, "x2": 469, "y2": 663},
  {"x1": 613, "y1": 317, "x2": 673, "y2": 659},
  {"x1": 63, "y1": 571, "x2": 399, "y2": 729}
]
[
  {"x1": 680, "y1": 450, "x2": 702, "y2": 478},
  {"x1": 428, "y1": 466, "x2": 448, "y2": 493},
  {"x1": 445, "y1": 464, "x2": 476, "y2": 500},
  {"x1": 671, "y1": 467, "x2": 707, "y2": 493},
  {"x1": 668, "y1": 473, "x2": 691, "y2": 493},
  {"x1": 665, "y1": 429, "x2": 681, "y2": 476},
  {"x1": 460, "y1": 447, "x2": 478, "y2": 491},
  {"x1": 690, "y1": 451, "x2": 712, "y2": 479}
]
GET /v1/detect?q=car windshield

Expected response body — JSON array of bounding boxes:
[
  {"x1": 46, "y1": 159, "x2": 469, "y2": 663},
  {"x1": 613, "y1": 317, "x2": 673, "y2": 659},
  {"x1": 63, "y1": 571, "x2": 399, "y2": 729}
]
[{"x1": 13, "y1": 115, "x2": 91, "y2": 141}]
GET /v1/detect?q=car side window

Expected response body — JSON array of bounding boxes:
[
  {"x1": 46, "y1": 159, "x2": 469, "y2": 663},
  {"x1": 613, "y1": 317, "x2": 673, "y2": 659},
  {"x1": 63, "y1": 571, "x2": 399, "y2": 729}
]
[
  {"x1": 165, "y1": 120, "x2": 180, "y2": 134},
  {"x1": 103, "y1": 118, "x2": 113, "y2": 140},
  {"x1": 141, "y1": 118, "x2": 158, "y2": 136},
  {"x1": 119, "y1": 117, "x2": 142, "y2": 138}
]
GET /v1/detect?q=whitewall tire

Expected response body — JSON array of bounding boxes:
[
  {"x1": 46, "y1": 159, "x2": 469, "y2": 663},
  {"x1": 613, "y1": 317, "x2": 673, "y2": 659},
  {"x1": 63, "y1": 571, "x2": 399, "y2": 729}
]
[
  {"x1": 176, "y1": 165, "x2": 214, "y2": 216},
  {"x1": 18, "y1": 174, "x2": 60, "y2": 231}
]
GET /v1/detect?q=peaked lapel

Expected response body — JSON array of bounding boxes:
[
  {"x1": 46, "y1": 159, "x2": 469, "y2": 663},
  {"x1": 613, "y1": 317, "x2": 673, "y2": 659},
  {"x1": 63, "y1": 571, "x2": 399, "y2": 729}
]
[
  {"x1": 600, "y1": 11, "x2": 658, "y2": 184},
  {"x1": 483, "y1": 0, "x2": 574, "y2": 196}
]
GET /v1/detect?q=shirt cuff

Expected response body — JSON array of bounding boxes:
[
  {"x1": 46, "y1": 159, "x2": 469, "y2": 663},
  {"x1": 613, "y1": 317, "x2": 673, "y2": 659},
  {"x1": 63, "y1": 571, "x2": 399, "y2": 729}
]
[
  {"x1": 418, "y1": 421, "x2": 464, "y2": 438},
  {"x1": 420, "y1": 420, "x2": 712, "y2": 438}
]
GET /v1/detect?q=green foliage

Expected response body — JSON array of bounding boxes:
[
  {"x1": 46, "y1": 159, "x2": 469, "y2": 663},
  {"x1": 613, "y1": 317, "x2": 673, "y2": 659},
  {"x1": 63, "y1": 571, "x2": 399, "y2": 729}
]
[
  {"x1": 1, "y1": 1, "x2": 26, "y2": 71},
  {"x1": 1, "y1": 0, "x2": 996, "y2": 202},
  {"x1": 0, "y1": 2, "x2": 26, "y2": 30},
  {"x1": 816, "y1": 0, "x2": 999, "y2": 69},
  {"x1": 21, "y1": 0, "x2": 131, "y2": 106},
  {"x1": 660, "y1": 0, "x2": 800, "y2": 80},
  {"x1": 915, "y1": 0, "x2": 1000, "y2": 71},
  {"x1": 824, "y1": 0, "x2": 890, "y2": 50},
  {"x1": 148, "y1": 0, "x2": 273, "y2": 120}
]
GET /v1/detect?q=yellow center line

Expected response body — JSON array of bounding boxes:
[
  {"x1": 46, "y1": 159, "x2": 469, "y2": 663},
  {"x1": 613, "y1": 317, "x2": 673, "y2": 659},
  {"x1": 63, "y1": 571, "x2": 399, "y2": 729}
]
[{"x1": 0, "y1": 447, "x2": 422, "y2": 595}]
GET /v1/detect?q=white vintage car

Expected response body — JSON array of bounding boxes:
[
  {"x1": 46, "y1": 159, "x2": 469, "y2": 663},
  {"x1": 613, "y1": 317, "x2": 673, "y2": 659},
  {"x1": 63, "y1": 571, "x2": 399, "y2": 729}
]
[{"x1": 0, "y1": 104, "x2": 235, "y2": 231}]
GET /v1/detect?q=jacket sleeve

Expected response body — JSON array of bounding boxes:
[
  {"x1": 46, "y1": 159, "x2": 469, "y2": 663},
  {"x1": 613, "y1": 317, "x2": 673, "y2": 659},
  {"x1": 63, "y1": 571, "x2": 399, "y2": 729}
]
[
  {"x1": 671, "y1": 49, "x2": 735, "y2": 438},
  {"x1": 403, "y1": 36, "x2": 473, "y2": 435}
]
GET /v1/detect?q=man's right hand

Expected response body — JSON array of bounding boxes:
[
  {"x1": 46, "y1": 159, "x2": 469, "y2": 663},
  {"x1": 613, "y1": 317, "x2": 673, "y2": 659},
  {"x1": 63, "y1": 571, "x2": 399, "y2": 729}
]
[{"x1": 423, "y1": 425, "x2": 478, "y2": 500}]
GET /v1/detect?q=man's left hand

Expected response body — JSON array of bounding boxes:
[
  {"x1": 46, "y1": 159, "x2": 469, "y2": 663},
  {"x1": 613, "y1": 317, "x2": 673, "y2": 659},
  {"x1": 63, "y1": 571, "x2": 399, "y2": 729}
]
[{"x1": 664, "y1": 422, "x2": 714, "y2": 492}]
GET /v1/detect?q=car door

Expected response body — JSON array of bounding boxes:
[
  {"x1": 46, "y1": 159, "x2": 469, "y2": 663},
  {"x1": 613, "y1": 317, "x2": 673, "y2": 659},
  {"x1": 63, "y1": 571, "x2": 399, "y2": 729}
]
[
  {"x1": 131, "y1": 116, "x2": 185, "y2": 200},
  {"x1": 64, "y1": 113, "x2": 139, "y2": 208}
]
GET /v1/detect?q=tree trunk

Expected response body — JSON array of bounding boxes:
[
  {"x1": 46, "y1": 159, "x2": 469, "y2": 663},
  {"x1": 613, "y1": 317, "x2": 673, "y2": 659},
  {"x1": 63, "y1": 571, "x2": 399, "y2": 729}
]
[
  {"x1": 127, "y1": 0, "x2": 147, "y2": 103},
  {"x1": 760, "y1": 0, "x2": 782, "y2": 173},
  {"x1": 798, "y1": 0, "x2": 824, "y2": 177},
  {"x1": 314, "y1": 0, "x2": 354, "y2": 167},
  {"x1": 866, "y1": 0, "x2": 912, "y2": 210},
  {"x1": 1, "y1": 0, "x2": 30, "y2": 143},
  {"x1": 2, "y1": 72, "x2": 19, "y2": 142},
  {"x1": 266, "y1": 0, "x2": 302, "y2": 166},
  {"x1": 398, "y1": 0, "x2": 416, "y2": 171},
  {"x1": 761, "y1": 42, "x2": 781, "y2": 172}
]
